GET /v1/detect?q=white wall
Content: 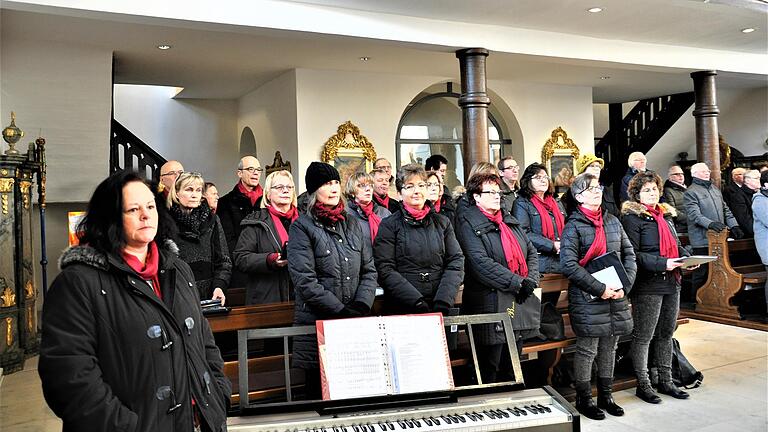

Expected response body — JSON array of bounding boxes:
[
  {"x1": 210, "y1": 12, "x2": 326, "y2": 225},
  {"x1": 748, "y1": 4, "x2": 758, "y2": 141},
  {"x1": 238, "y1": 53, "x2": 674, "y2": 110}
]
[
  {"x1": 488, "y1": 80, "x2": 595, "y2": 166},
  {"x1": 113, "y1": 84, "x2": 239, "y2": 190},
  {"x1": 237, "y1": 70, "x2": 298, "y2": 186},
  {"x1": 0, "y1": 37, "x2": 113, "y2": 202},
  {"x1": 294, "y1": 68, "x2": 448, "y2": 191}
]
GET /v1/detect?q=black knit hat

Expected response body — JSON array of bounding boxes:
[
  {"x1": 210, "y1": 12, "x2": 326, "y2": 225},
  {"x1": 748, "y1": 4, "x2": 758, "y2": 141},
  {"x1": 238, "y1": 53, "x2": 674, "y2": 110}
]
[{"x1": 305, "y1": 162, "x2": 340, "y2": 195}]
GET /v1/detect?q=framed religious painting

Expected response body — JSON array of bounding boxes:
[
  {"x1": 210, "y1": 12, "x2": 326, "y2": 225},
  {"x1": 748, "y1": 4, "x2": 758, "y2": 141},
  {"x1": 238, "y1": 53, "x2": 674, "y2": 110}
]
[
  {"x1": 541, "y1": 126, "x2": 580, "y2": 195},
  {"x1": 321, "y1": 121, "x2": 377, "y2": 184}
]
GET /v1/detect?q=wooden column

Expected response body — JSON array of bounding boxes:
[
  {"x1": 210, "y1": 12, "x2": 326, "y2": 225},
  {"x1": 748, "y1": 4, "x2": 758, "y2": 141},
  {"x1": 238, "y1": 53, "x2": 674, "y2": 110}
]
[
  {"x1": 456, "y1": 48, "x2": 490, "y2": 183},
  {"x1": 691, "y1": 70, "x2": 721, "y2": 187}
]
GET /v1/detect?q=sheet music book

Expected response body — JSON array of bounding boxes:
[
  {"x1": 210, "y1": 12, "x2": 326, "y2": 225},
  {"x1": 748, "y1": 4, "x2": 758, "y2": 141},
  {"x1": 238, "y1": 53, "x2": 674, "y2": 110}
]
[
  {"x1": 317, "y1": 313, "x2": 454, "y2": 400},
  {"x1": 584, "y1": 250, "x2": 631, "y2": 301},
  {"x1": 673, "y1": 255, "x2": 718, "y2": 269}
]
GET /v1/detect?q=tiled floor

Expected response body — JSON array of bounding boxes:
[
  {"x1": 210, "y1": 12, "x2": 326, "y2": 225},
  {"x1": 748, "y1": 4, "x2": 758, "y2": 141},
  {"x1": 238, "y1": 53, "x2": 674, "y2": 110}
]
[{"x1": 1, "y1": 319, "x2": 766, "y2": 431}]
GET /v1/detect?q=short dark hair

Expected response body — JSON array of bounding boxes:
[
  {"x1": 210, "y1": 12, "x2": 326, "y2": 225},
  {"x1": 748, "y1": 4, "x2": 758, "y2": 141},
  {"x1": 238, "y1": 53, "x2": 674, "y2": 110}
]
[
  {"x1": 497, "y1": 156, "x2": 515, "y2": 172},
  {"x1": 627, "y1": 171, "x2": 663, "y2": 202},
  {"x1": 396, "y1": 164, "x2": 428, "y2": 192},
  {"x1": 761, "y1": 169, "x2": 768, "y2": 187},
  {"x1": 466, "y1": 173, "x2": 502, "y2": 205},
  {"x1": 424, "y1": 154, "x2": 448, "y2": 171},
  {"x1": 204, "y1": 182, "x2": 216, "y2": 192},
  {"x1": 518, "y1": 162, "x2": 553, "y2": 199},
  {"x1": 77, "y1": 170, "x2": 176, "y2": 256}
]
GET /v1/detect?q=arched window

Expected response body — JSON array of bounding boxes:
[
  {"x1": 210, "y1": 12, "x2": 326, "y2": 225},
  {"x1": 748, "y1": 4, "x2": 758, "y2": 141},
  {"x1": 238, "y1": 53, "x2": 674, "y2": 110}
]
[{"x1": 396, "y1": 83, "x2": 511, "y2": 190}]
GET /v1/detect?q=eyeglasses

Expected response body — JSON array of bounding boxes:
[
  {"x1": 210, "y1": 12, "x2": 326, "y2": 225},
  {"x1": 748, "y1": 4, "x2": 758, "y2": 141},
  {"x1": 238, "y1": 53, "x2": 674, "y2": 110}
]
[
  {"x1": 502, "y1": 165, "x2": 519, "y2": 171},
  {"x1": 532, "y1": 175, "x2": 550, "y2": 181},
  {"x1": 480, "y1": 190, "x2": 502, "y2": 196},
  {"x1": 402, "y1": 183, "x2": 427, "y2": 192},
  {"x1": 160, "y1": 170, "x2": 184, "y2": 177},
  {"x1": 426, "y1": 182, "x2": 441, "y2": 188},
  {"x1": 582, "y1": 185, "x2": 604, "y2": 194},
  {"x1": 239, "y1": 167, "x2": 263, "y2": 173},
  {"x1": 270, "y1": 185, "x2": 294, "y2": 192},
  {"x1": 356, "y1": 184, "x2": 373, "y2": 191}
]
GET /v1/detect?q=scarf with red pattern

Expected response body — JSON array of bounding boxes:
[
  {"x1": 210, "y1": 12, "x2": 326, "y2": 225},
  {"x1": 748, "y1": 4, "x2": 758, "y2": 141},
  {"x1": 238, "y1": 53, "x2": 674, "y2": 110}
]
[
  {"x1": 266, "y1": 205, "x2": 298, "y2": 245},
  {"x1": 531, "y1": 194, "x2": 564, "y2": 240},
  {"x1": 122, "y1": 241, "x2": 162, "y2": 299},
  {"x1": 313, "y1": 201, "x2": 346, "y2": 225},
  {"x1": 478, "y1": 206, "x2": 528, "y2": 277},
  {"x1": 403, "y1": 203, "x2": 430, "y2": 221},
  {"x1": 373, "y1": 193, "x2": 390, "y2": 209},
  {"x1": 237, "y1": 181, "x2": 263, "y2": 207},
  {"x1": 578, "y1": 206, "x2": 607, "y2": 267},
  {"x1": 357, "y1": 200, "x2": 382, "y2": 241}
]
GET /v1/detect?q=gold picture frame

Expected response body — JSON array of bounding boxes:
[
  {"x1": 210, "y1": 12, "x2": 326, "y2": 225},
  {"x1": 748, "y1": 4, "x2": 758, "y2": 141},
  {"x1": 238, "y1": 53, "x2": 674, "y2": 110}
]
[
  {"x1": 321, "y1": 121, "x2": 377, "y2": 183},
  {"x1": 541, "y1": 126, "x2": 580, "y2": 193}
]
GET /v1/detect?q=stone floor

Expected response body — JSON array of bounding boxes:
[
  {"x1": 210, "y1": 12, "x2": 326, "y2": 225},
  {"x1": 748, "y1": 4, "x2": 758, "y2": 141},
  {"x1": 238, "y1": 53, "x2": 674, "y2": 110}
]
[{"x1": 1, "y1": 319, "x2": 766, "y2": 431}]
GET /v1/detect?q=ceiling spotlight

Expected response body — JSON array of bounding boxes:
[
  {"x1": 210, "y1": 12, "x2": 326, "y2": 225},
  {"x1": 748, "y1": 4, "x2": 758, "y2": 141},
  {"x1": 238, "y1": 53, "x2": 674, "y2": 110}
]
[
  {"x1": 157, "y1": 44, "x2": 172, "y2": 50},
  {"x1": 741, "y1": 28, "x2": 756, "y2": 33},
  {"x1": 600, "y1": 76, "x2": 611, "y2": 80},
  {"x1": 359, "y1": 56, "x2": 370, "y2": 61},
  {"x1": 587, "y1": 7, "x2": 603, "y2": 13}
]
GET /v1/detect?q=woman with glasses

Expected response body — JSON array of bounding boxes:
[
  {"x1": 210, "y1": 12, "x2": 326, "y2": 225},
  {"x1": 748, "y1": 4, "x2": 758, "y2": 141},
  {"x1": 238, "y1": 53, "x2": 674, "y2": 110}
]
[
  {"x1": 234, "y1": 170, "x2": 299, "y2": 305},
  {"x1": 622, "y1": 171, "x2": 692, "y2": 403},
  {"x1": 167, "y1": 172, "x2": 231, "y2": 304},
  {"x1": 560, "y1": 173, "x2": 637, "y2": 421},
  {"x1": 426, "y1": 170, "x2": 456, "y2": 224},
  {"x1": 512, "y1": 163, "x2": 566, "y2": 275},
  {"x1": 288, "y1": 162, "x2": 377, "y2": 398},
  {"x1": 345, "y1": 172, "x2": 391, "y2": 246},
  {"x1": 455, "y1": 172, "x2": 540, "y2": 383},
  {"x1": 374, "y1": 164, "x2": 464, "y2": 315}
]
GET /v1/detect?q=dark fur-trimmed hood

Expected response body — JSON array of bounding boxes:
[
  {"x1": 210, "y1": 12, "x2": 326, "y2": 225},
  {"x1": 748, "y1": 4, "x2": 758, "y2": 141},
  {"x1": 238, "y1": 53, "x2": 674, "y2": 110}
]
[
  {"x1": 59, "y1": 239, "x2": 180, "y2": 271},
  {"x1": 621, "y1": 201, "x2": 677, "y2": 218}
]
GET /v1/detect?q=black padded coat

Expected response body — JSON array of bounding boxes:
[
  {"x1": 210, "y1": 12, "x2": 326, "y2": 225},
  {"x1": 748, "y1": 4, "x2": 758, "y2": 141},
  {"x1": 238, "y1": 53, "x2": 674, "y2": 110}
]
[
  {"x1": 39, "y1": 242, "x2": 230, "y2": 432},
  {"x1": 456, "y1": 205, "x2": 541, "y2": 344},
  {"x1": 287, "y1": 212, "x2": 377, "y2": 369},
  {"x1": 512, "y1": 196, "x2": 566, "y2": 274},
  {"x1": 560, "y1": 209, "x2": 637, "y2": 338}
]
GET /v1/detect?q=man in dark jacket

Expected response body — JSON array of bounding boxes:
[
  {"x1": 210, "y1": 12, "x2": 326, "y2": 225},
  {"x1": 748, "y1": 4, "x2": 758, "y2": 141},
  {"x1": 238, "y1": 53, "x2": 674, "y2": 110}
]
[
  {"x1": 620, "y1": 151, "x2": 647, "y2": 202},
  {"x1": 723, "y1": 167, "x2": 746, "y2": 210},
  {"x1": 662, "y1": 165, "x2": 688, "y2": 233},
  {"x1": 218, "y1": 155, "x2": 263, "y2": 288},
  {"x1": 729, "y1": 169, "x2": 760, "y2": 238},
  {"x1": 497, "y1": 156, "x2": 520, "y2": 213}
]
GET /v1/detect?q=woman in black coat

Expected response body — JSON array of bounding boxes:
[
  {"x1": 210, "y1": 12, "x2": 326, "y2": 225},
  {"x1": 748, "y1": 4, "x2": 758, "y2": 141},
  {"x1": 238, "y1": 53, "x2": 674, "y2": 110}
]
[
  {"x1": 287, "y1": 162, "x2": 378, "y2": 398},
  {"x1": 560, "y1": 173, "x2": 637, "y2": 421},
  {"x1": 344, "y1": 172, "x2": 391, "y2": 247},
  {"x1": 167, "y1": 172, "x2": 231, "y2": 303},
  {"x1": 426, "y1": 170, "x2": 456, "y2": 224},
  {"x1": 39, "y1": 171, "x2": 230, "y2": 432},
  {"x1": 456, "y1": 172, "x2": 540, "y2": 383},
  {"x1": 622, "y1": 171, "x2": 693, "y2": 403},
  {"x1": 512, "y1": 163, "x2": 566, "y2": 275},
  {"x1": 374, "y1": 164, "x2": 465, "y2": 315},
  {"x1": 234, "y1": 170, "x2": 298, "y2": 304}
]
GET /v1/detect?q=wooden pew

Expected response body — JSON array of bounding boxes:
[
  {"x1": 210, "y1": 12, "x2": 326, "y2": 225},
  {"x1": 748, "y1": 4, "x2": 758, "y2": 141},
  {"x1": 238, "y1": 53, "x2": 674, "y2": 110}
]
[{"x1": 693, "y1": 230, "x2": 767, "y2": 324}]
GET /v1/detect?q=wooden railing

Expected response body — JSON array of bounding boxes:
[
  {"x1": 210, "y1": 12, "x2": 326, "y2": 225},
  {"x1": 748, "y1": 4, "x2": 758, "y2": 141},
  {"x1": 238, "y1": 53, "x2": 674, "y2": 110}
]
[{"x1": 109, "y1": 119, "x2": 166, "y2": 179}]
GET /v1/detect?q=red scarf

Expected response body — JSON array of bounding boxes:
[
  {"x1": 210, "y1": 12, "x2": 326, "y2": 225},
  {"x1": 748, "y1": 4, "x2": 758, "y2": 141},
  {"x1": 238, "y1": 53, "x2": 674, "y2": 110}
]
[
  {"x1": 237, "y1": 182, "x2": 263, "y2": 207},
  {"x1": 122, "y1": 241, "x2": 162, "y2": 299},
  {"x1": 578, "y1": 206, "x2": 608, "y2": 267},
  {"x1": 403, "y1": 203, "x2": 430, "y2": 221},
  {"x1": 357, "y1": 200, "x2": 382, "y2": 241},
  {"x1": 531, "y1": 194, "x2": 565, "y2": 240},
  {"x1": 267, "y1": 205, "x2": 298, "y2": 245},
  {"x1": 313, "y1": 201, "x2": 346, "y2": 225},
  {"x1": 373, "y1": 193, "x2": 390, "y2": 209},
  {"x1": 478, "y1": 206, "x2": 528, "y2": 277},
  {"x1": 433, "y1": 197, "x2": 442, "y2": 213},
  {"x1": 645, "y1": 204, "x2": 679, "y2": 259}
]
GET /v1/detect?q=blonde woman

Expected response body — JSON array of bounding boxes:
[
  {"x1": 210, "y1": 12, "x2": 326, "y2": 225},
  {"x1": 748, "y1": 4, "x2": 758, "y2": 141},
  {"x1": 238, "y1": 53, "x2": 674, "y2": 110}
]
[
  {"x1": 167, "y1": 172, "x2": 231, "y2": 303},
  {"x1": 345, "y1": 172, "x2": 391, "y2": 246},
  {"x1": 234, "y1": 170, "x2": 299, "y2": 304}
]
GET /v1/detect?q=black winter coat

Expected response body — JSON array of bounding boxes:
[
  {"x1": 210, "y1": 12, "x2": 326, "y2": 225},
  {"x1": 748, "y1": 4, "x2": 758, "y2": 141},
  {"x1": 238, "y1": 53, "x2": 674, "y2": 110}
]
[
  {"x1": 621, "y1": 202, "x2": 689, "y2": 296},
  {"x1": 662, "y1": 180, "x2": 689, "y2": 233},
  {"x1": 560, "y1": 209, "x2": 637, "y2": 337},
  {"x1": 234, "y1": 209, "x2": 294, "y2": 305},
  {"x1": 346, "y1": 200, "x2": 391, "y2": 246},
  {"x1": 218, "y1": 183, "x2": 262, "y2": 289},
  {"x1": 512, "y1": 195, "x2": 566, "y2": 274},
  {"x1": 730, "y1": 185, "x2": 757, "y2": 237},
  {"x1": 39, "y1": 242, "x2": 230, "y2": 432},
  {"x1": 287, "y1": 212, "x2": 377, "y2": 369},
  {"x1": 456, "y1": 205, "x2": 541, "y2": 344},
  {"x1": 373, "y1": 208, "x2": 465, "y2": 314},
  {"x1": 171, "y1": 203, "x2": 232, "y2": 300}
]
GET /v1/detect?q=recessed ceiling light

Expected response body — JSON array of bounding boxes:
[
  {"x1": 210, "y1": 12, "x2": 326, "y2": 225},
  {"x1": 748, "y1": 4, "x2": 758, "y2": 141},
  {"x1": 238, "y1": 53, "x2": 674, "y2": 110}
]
[
  {"x1": 741, "y1": 28, "x2": 756, "y2": 33},
  {"x1": 359, "y1": 56, "x2": 370, "y2": 61},
  {"x1": 157, "y1": 44, "x2": 172, "y2": 50},
  {"x1": 587, "y1": 7, "x2": 603, "y2": 13},
  {"x1": 600, "y1": 76, "x2": 611, "y2": 80}
]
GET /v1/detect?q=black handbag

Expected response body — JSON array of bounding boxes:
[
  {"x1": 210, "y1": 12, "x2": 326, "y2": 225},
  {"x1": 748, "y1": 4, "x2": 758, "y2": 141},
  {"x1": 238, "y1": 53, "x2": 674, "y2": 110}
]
[
  {"x1": 539, "y1": 302, "x2": 566, "y2": 341},
  {"x1": 649, "y1": 338, "x2": 703, "y2": 389}
]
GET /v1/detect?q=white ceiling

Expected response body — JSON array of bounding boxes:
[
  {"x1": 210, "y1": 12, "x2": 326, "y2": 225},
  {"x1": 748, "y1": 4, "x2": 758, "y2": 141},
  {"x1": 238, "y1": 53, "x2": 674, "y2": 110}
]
[{"x1": 1, "y1": 2, "x2": 766, "y2": 103}]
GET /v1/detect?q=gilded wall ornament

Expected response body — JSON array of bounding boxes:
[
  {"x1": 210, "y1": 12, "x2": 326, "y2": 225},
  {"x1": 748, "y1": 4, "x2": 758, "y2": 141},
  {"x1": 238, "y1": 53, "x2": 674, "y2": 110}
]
[
  {"x1": 25, "y1": 280, "x2": 34, "y2": 299},
  {"x1": 0, "y1": 285, "x2": 15, "y2": 307},
  {"x1": 5, "y1": 317, "x2": 12, "y2": 346},
  {"x1": 19, "y1": 180, "x2": 32, "y2": 209},
  {"x1": 541, "y1": 127, "x2": 580, "y2": 194},
  {"x1": 321, "y1": 121, "x2": 377, "y2": 182},
  {"x1": 27, "y1": 303, "x2": 35, "y2": 333},
  {"x1": 265, "y1": 151, "x2": 292, "y2": 176},
  {"x1": 0, "y1": 178, "x2": 14, "y2": 215}
]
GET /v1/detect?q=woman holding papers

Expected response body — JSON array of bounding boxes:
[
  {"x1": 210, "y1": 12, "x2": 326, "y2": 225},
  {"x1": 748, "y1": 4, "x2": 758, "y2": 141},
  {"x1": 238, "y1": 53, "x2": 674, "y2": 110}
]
[
  {"x1": 288, "y1": 162, "x2": 378, "y2": 398},
  {"x1": 560, "y1": 173, "x2": 637, "y2": 421},
  {"x1": 374, "y1": 164, "x2": 465, "y2": 315},
  {"x1": 456, "y1": 172, "x2": 540, "y2": 383},
  {"x1": 622, "y1": 171, "x2": 693, "y2": 403}
]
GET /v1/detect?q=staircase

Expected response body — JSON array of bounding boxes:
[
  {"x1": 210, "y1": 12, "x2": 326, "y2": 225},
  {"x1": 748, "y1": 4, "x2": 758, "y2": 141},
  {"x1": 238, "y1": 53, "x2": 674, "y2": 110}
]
[
  {"x1": 110, "y1": 119, "x2": 167, "y2": 180},
  {"x1": 595, "y1": 92, "x2": 695, "y2": 197}
]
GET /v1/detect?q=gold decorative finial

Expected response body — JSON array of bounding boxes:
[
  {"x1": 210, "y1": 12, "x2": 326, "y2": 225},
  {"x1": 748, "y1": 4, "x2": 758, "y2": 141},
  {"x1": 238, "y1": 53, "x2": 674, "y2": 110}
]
[{"x1": 2, "y1": 111, "x2": 24, "y2": 155}]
